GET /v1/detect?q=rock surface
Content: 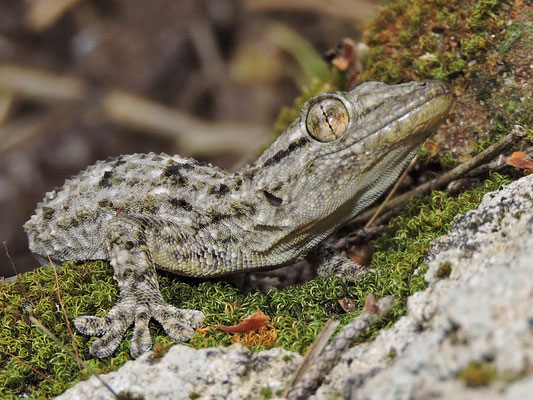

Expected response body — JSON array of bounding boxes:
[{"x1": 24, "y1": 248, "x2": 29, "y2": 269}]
[
  {"x1": 56, "y1": 174, "x2": 533, "y2": 399},
  {"x1": 55, "y1": 345, "x2": 300, "y2": 400},
  {"x1": 314, "y1": 173, "x2": 533, "y2": 399}
]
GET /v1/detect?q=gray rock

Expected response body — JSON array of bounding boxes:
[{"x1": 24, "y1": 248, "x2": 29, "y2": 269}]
[
  {"x1": 56, "y1": 174, "x2": 533, "y2": 400},
  {"x1": 56, "y1": 344, "x2": 300, "y2": 400},
  {"x1": 314, "y1": 173, "x2": 533, "y2": 399}
]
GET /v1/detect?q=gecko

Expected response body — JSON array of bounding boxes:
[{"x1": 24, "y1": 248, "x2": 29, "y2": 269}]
[{"x1": 24, "y1": 80, "x2": 453, "y2": 358}]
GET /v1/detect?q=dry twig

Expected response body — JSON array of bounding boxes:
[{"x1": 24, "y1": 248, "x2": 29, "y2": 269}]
[{"x1": 285, "y1": 295, "x2": 396, "y2": 399}]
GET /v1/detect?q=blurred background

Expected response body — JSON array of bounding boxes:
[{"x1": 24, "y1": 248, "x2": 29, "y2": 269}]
[{"x1": 0, "y1": 0, "x2": 380, "y2": 277}]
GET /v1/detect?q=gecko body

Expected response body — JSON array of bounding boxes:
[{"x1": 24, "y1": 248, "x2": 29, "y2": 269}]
[{"x1": 25, "y1": 80, "x2": 452, "y2": 358}]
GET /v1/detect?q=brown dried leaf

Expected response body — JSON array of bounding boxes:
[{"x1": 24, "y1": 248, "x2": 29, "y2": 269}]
[
  {"x1": 324, "y1": 38, "x2": 362, "y2": 89},
  {"x1": 218, "y1": 310, "x2": 270, "y2": 334},
  {"x1": 230, "y1": 323, "x2": 278, "y2": 348},
  {"x1": 343, "y1": 243, "x2": 374, "y2": 267},
  {"x1": 338, "y1": 297, "x2": 357, "y2": 313},
  {"x1": 507, "y1": 151, "x2": 533, "y2": 170}
]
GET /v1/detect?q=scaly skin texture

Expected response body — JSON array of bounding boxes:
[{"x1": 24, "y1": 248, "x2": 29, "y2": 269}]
[{"x1": 25, "y1": 80, "x2": 453, "y2": 358}]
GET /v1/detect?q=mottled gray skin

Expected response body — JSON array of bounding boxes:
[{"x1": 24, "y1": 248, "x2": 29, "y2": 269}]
[{"x1": 25, "y1": 80, "x2": 452, "y2": 358}]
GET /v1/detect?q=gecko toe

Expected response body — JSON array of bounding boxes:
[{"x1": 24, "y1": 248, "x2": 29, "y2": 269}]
[
  {"x1": 130, "y1": 308, "x2": 153, "y2": 358},
  {"x1": 74, "y1": 316, "x2": 112, "y2": 336},
  {"x1": 153, "y1": 305, "x2": 205, "y2": 342},
  {"x1": 75, "y1": 302, "x2": 135, "y2": 357},
  {"x1": 89, "y1": 326, "x2": 128, "y2": 358}
]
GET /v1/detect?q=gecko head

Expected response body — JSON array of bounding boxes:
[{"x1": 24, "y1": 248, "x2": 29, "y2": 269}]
[{"x1": 248, "y1": 80, "x2": 453, "y2": 235}]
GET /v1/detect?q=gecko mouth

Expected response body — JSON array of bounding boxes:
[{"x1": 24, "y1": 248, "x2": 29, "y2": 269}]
[{"x1": 361, "y1": 81, "x2": 453, "y2": 145}]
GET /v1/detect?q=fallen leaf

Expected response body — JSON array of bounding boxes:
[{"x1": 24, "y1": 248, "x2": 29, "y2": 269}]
[
  {"x1": 342, "y1": 242, "x2": 374, "y2": 267},
  {"x1": 230, "y1": 323, "x2": 278, "y2": 348},
  {"x1": 338, "y1": 297, "x2": 357, "y2": 313},
  {"x1": 324, "y1": 38, "x2": 362, "y2": 89},
  {"x1": 507, "y1": 151, "x2": 533, "y2": 170},
  {"x1": 218, "y1": 310, "x2": 269, "y2": 334}
]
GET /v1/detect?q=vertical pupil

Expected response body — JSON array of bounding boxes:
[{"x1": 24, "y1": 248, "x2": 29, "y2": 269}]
[{"x1": 306, "y1": 98, "x2": 349, "y2": 142}]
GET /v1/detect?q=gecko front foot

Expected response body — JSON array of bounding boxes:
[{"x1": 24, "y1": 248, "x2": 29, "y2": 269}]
[
  {"x1": 75, "y1": 215, "x2": 205, "y2": 358},
  {"x1": 75, "y1": 296, "x2": 204, "y2": 358}
]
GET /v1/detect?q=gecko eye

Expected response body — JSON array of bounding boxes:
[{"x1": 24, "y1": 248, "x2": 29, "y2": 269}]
[{"x1": 306, "y1": 98, "x2": 349, "y2": 142}]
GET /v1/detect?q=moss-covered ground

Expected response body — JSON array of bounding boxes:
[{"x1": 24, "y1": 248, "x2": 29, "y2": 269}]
[
  {"x1": 0, "y1": 172, "x2": 514, "y2": 398},
  {"x1": 1, "y1": 0, "x2": 532, "y2": 398}
]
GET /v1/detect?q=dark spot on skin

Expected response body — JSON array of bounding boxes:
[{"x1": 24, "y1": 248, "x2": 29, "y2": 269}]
[
  {"x1": 41, "y1": 207, "x2": 55, "y2": 220},
  {"x1": 161, "y1": 165, "x2": 189, "y2": 186},
  {"x1": 242, "y1": 169, "x2": 255, "y2": 180},
  {"x1": 170, "y1": 198, "x2": 193, "y2": 211},
  {"x1": 263, "y1": 137, "x2": 309, "y2": 168},
  {"x1": 137, "y1": 274, "x2": 146, "y2": 283},
  {"x1": 116, "y1": 312, "x2": 129, "y2": 323},
  {"x1": 182, "y1": 163, "x2": 194, "y2": 170},
  {"x1": 99, "y1": 170, "x2": 113, "y2": 188},
  {"x1": 211, "y1": 184, "x2": 229, "y2": 196},
  {"x1": 263, "y1": 191, "x2": 283, "y2": 206},
  {"x1": 288, "y1": 139, "x2": 305, "y2": 151},
  {"x1": 124, "y1": 241, "x2": 135, "y2": 250},
  {"x1": 244, "y1": 202, "x2": 256, "y2": 214},
  {"x1": 98, "y1": 199, "x2": 114, "y2": 209},
  {"x1": 68, "y1": 218, "x2": 80, "y2": 228},
  {"x1": 137, "y1": 311, "x2": 149, "y2": 320},
  {"x1": 219, "y1": 184, "x2": 229, "y2": 194},
  {"x1": 196, "y1": 222, "x2": 208, "y2": 230},
  {"x1": 163, "y1": 165, "x2": 181, "y2": 176},
  {"x1": 140, "y1": 202, "x2": 159, "y2": 214},
  {"x1": 128, "y1": 177, "x2": 141, "y2": 187},
  {"x1": 210, "y1": 212, "x2": 231, "y2": 223}
]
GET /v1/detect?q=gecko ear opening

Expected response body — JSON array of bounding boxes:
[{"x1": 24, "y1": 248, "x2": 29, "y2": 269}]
[
  {"x1": 263, "y1": 190, "x2": 283, "y2": 206},
  {"x1": 306, "y1": 98, "x2": 349, "y2": 142}
]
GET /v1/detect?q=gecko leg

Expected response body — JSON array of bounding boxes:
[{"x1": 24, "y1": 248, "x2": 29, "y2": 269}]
[{"x1": 74, "y1": 216, "x2": 204, "y2": 358}]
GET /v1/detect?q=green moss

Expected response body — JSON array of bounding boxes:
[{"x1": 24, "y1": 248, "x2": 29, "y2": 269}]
[
  {"x1": 435, "y1": 262, "x2": 452, "y2": 278},
  {"x1": 460, "y1": 35, "x2": 487, "y2": 58},
  {"x1": 0, "y1": 173, "x2": 512, "y2": 398},
  {"x1": 458, "y1": 362, "x2": 496, "y2": 387},
  {"x1": 359, "y1": 0, "x2": 532, "y2": 168},
  {"x1": 468, "y1": 0, "x2": 504, "y2": 30},
  {"x1": 260, "y1": 387, "x2": 273, "y2": 399},
  {"x1": 345, "y1": 173, "x2": 511, "y2": 315},
  {"x1": 3, "y1": 0, "x2": 530, "y2": 396}
]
